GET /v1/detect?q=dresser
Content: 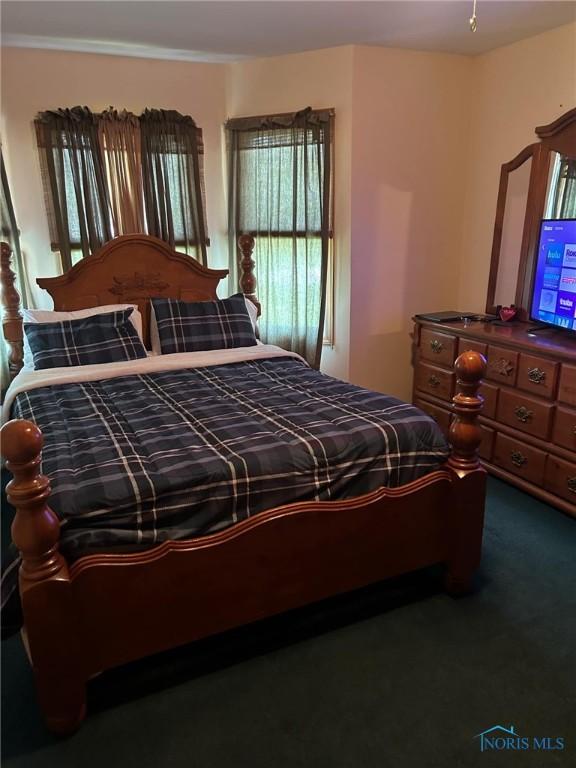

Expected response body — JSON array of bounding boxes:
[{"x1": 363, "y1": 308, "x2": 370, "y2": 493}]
[{"x1": 412, "y1": 318, "x2": 576, "y2": 516}]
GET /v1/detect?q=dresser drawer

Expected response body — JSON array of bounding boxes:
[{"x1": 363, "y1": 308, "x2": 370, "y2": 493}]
[
  {"x1": 458, "y1": 339, "x2": 487, "y2": 358},
  {"x1": 414, "y1": 398, "x2": 451, "y2": 435},
  {"x1": 478, "y1": 425, "x2": 495, "y2": 461},
  {"x1": 415, "y1": 363, "x2": 455, "y2": 402},
  {"x1": 419, "y1": 328, "x2": 457, "y2": 367},
  {"x1": 486, "y1": 346, "x2": 519, "y2": 386},
  {"x1": 558, "y1": 364, "x2": 576, "y2": 406},
  {"x1": 479, "y1": 382, "x2": 498, "y2": 420},
  {"x1": 493, "y1": 433, "x2": 546, "y2": 485},
  {"x1": 545, "y1": 456, "x2": 576, "y2": 504},
  {"x1": 496, "y1": 389, "x2": 554, "y2": 439},
  {"x1": 552, "y1": 406, "x2": 576, "y2": 451},
  {"x1": 517, "y1": 353, "x2": 558, "y2": 400}
]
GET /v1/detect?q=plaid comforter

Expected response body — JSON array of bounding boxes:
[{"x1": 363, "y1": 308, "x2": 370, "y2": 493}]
[{"x1": 2, "y1": 355, "x2": 449, "y2": 612}]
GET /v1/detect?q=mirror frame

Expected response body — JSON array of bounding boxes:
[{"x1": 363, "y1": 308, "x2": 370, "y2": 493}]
[
  {"x1": 486, "y1": 107, "x2": 576, "y2": 321},
  {"x1": 486, "y1": 142, "x2": 540, "y2": 315}
]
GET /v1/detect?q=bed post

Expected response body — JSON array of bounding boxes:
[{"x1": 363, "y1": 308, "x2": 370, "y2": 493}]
[
  {"x1": 445, "y1": 350, "x2": 487, "y2": 595},
  {"x1": 1, "y1": 419, "x2": 87, "y2": 733},
  {"x1": 238, "y1": 234, "x2": 261, "y2": 316},
  {"x1": 0, "y1": 241, "x2": 24, "y2": 380}
]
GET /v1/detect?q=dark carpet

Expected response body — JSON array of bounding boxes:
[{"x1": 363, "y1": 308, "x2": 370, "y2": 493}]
[{"x1": 1, "y1": 477, "x2": 574, "y2": 768}]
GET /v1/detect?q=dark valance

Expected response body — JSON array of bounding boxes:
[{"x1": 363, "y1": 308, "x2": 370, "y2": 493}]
[{"x1": 225, "y1": 107, "x2": 334, "y2": 132}]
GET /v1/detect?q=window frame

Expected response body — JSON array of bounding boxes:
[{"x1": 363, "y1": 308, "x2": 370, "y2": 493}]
[
  {"x1": 42, "y1": 116, "x2": 210, "y2": 256},
  {"x1": 231, "y1": 110, "x2": 335, "y2": 346}
]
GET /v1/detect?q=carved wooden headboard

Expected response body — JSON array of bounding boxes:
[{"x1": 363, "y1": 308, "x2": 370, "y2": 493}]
[
  {"x1": 36, "y1": 235, "x2": 229, "y2": 348},
  {"x1": 1, "y1": 234, "x2": 258, "y2": 380}
]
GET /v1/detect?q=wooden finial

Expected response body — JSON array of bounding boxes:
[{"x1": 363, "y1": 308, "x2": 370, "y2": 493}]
[
  {"x1": 238, "y1": 235, "x2": 260, "y2": 316},
  {"x1": 447, "y1": 350, "x2": 487, "y2": 476},
  {"x1": 0, "y1": 241, "x2": 24, "y2": 380},
  {"x1": 1, "y1": 419, "x2": 66, "y2": 585}
]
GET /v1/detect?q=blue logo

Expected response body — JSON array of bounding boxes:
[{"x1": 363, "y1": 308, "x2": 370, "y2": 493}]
[
  {"x1": 475, "y1": 725, "x2": 565, "y2": 753},
  {"x1": 546, "y1": 246, "x2": 563, "y2": 267}
]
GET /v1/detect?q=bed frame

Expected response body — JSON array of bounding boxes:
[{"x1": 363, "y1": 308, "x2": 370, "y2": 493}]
[{"x1": 0, "y1": 234, "x2": 487, "y2": 734}]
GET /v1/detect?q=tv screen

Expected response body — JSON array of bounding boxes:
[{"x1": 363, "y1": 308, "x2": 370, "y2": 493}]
[{"x1": 530, "y1": 218, "x2": 576, "y2": 330}]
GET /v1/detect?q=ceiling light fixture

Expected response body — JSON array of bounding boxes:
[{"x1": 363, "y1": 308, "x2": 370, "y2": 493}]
[{"x1": 470, "y1": 0, "x2": 478, "y2": 32}]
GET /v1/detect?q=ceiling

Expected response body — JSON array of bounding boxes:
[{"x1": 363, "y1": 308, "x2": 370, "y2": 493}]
[{"x1": 2, "y1": 1, "x2": 575, "y2": 62}]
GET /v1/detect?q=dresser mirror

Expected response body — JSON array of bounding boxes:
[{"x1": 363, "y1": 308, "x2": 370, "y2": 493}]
[
  {"x1": 544, "y1": 152, "x2": 576, "y2": 219},
  {"x1": 488, "y1": 146, "x2": 535, "y2": 311},
  {"x1": 486, "y1": 108, "x2": 576, "y2": 320}
]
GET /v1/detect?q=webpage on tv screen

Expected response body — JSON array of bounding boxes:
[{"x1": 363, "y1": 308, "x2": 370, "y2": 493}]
[{"x1": 532, "y1": 220, "x2": 576, "y2": 329}]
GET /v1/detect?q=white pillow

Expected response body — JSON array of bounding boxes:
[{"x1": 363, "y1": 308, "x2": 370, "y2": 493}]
[
  {"x1": 22, "y1": 304, "x2": 143, "y2": 370},
  {"x1": 149, "y1": 295, "x2": 259, "y2": 355},
  {"x1": 244, "y1": 296, "x2": 259, "y2": 334},
  {"x1": 149, "y1": 302, "x2": 162, "y2": 356}
]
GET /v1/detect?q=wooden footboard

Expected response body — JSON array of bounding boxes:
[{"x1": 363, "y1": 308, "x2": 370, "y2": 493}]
[{"x1": 1, "y1": 351, "x2": 486, "y2": 733}]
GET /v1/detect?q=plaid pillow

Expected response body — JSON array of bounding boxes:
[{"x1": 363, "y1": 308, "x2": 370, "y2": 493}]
[
  {"x1": 24, "y1": 309, "x2": 147, "y2": 370},
  {"x1": 151, "y1": 294, "x2": 258, "y2": 354}
]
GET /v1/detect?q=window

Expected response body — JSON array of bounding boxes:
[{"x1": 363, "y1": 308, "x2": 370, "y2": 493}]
[
  {"x1": 60, "y1": 143, "x2": 108, "y2": 265},
  {"x1": 35, "y1": 107, "x2": 208, "y2": 270},
  {"x1": 226, "y1": 108, "x2": 334, "y2": 368},
  {"x1": 140, "y1": 110, "x2": 208, "y2": 260}
]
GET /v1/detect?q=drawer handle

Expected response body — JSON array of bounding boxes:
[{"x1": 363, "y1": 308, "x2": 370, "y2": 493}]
[
  {"x1": 510, "y1": 451, "x2": 527, "y2": 467},
  {"x1": 527, "y1": 367, "x2": 546, "y2": 385},
  {"x1": 568, "y1": 477, "x2": 576, "y2": 494},
  {"x1": 428, "y1": 375, "x2": 441, "y2": 388},
  {"x1": 490, "y1": 357, "x2": 515, "y2": 377},
  {"x1": 514, "y1": 405, "x2": 533, "y2": 423},
  {"x1": 430, "y1": 339, "x2": 444, "y2": 354}
]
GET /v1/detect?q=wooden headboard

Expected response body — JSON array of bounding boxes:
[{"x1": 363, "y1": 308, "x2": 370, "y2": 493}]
[
  {"x1": 1, "y1": 234, "x2": 258, "y2": 379},
  {"x1": 37, "y1": 235, "x2": 228, "y2": 349}
]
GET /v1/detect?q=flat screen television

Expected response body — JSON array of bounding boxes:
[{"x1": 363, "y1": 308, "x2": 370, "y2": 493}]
[{"x1": 530, "y1": 218, "x2": 576, "y2": 331}]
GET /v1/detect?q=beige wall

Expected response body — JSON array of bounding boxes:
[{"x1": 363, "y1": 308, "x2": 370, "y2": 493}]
[
  {"x1": 459, "y1": 23, "x2": 576, "y2": 312},
  {"x1": 0, "y1": 47, "x2": 228, "y2": 307},
  {"x1": 349, "y1": 46, "x2": 471, "y2": 399}
]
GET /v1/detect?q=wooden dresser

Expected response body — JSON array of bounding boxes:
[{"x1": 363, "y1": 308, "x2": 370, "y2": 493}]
[{"x1": 412, "y1": 318, "x2": 576, "y2": 516}]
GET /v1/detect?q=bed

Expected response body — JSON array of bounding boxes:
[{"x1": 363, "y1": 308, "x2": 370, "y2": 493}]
[{"x1": 0, "y1": 234, "x2": 487, "y2": 733}]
